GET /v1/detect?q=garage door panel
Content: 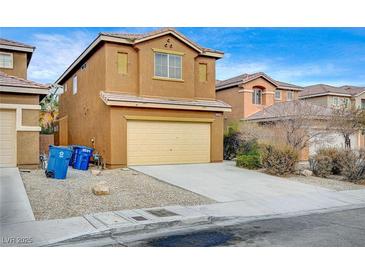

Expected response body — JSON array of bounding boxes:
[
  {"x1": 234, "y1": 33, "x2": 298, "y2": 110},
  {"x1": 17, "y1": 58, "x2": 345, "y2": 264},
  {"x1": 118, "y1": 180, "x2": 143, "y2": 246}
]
[
  {"x1": 127, "y1": 120, "x2": 210, "y2": 165},
  {"x1": 0, "y1": 110, "x2": 17, "y2": 167}
]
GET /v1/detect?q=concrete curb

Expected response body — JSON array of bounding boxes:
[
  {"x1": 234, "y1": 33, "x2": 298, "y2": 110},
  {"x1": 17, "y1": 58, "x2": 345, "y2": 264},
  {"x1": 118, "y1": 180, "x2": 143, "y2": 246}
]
[{"x1": 45, "y1": 202, "x2": 365, "y2": 247}]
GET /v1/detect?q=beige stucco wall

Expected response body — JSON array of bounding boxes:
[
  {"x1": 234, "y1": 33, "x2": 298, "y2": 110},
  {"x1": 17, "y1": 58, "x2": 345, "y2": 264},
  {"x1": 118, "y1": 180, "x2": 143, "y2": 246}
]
[
  {"x1": 0, "y1": 50, "x2": 28, "y2": 79},
  {"x1": 59, "y1": 45, "x2": 111, "y2": 162},
  {"x1": 0, "y1": 92, "x2": 39, "y2": 105}
]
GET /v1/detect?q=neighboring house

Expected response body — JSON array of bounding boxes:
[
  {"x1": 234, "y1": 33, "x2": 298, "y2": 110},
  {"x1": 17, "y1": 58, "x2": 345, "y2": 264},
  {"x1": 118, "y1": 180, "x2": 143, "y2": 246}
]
[
  {"x1": 0, "y1": 38, "x2": 48, "y2": 168},
  {"x1": 245, "y1": 100, "x2": 336, "y2": 160},
  {"x1": 300, "y1": 84, "x2": 365, "y2": 109},
  {"x1": 300, "y1": 84, "x2": 365, "y2": 152},
  {"x1": 56, "y1": 28, "x2": 231, "y2": 167},
  {"x1": 215, "y1": 72, "x2": 303, "y2": 126}
]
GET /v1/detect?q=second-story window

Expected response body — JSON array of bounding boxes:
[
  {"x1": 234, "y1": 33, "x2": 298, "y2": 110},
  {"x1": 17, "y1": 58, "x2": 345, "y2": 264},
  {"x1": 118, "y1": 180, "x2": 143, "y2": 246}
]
[
  {"x1": 0, "y1": 52, "x2": 13, "y2": 69},
  {"x1": 252, "y1": 88, "x2": 262, "y2": 105},
  {"x1": 275, "y1": 90, "x2": 281, "y2": 100},
  {"x1": 287, "y1": 91, "x2": 293, "y2": 101},
  {"x1": 154, "y1": 52, "x2": 182, "y2": 80},
  {"x1": 73, "y1": 75, "x2": 78, "y2": 95}
]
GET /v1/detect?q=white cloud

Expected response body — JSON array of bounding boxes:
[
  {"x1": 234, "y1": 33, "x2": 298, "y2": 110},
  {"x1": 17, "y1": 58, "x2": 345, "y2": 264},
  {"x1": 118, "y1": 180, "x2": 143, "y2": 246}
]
[{"x1": 27, "y1": 31, "x2": 94, "y2": 83}]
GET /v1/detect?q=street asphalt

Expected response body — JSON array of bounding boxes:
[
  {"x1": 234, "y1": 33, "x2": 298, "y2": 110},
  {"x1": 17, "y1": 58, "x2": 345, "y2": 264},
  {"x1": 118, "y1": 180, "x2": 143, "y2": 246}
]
[{"x1": 139, "y1": 206, "x2": 365, "y2": 247}]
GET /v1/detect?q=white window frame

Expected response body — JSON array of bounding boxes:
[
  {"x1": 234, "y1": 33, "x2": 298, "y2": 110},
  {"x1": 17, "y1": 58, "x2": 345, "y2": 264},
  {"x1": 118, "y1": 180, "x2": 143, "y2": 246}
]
[
  {"x1": 252, "y1": 88, "x2": 263, "y2": 105},
  {"x1": 287, "y1": 91, "x2": 293, "y2": 101},
  {"x1": 275, "y1": 90, "x2": 281, "y2": 100},
  {"x1": 154, "y1": 52, "x2": 182, "y2": 80},
  {"x1": 72, "y1": 75, "x2": 78, "y2": 95},
  {"x1": 333, "y1": 97, "x2": 338, "y2": 106},
  {"x1": 0, "y1": 52, "x2": 14, "y2": 69}
]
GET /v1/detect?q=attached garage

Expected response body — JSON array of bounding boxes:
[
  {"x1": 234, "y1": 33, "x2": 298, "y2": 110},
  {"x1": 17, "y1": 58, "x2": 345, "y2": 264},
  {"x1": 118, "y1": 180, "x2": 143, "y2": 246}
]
[
  {"x1": 0, "y1": 109, "x2": 16, "y2": 167},
  {"x1": 127, "y1": 120, "x2": 211, "y2": 165},
  {"x1": 0, "y1": 72, "x2": 49, "y2": 168}
]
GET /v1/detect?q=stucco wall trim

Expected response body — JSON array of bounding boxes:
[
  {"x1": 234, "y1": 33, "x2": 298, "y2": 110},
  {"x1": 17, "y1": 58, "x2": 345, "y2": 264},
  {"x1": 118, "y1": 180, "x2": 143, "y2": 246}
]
[
  {"x1": 0, "y1": 103, "x2": 41, "y2": 131},
  {"x1": 124, "y1": 115, "x2": 215, "y2": 123}
]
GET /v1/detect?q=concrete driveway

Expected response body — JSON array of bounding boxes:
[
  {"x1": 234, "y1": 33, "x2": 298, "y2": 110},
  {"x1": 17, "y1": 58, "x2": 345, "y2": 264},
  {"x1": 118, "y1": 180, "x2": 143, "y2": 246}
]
[
  {"x1": 132, "y1": 161, "x2": 332, "y2": 203},
  {"x1": 0, "y1": 168, "x2": 35, "y2": 225}
]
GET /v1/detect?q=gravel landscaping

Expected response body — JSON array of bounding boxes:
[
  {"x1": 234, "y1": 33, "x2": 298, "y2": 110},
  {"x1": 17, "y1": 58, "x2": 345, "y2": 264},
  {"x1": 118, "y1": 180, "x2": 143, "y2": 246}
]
[
  {"x1": 289, "y1": 175, "x2": 365, "y2": 191},
  {"x1": 20, "y1": 168, "x2": 214, "y2": 220}
]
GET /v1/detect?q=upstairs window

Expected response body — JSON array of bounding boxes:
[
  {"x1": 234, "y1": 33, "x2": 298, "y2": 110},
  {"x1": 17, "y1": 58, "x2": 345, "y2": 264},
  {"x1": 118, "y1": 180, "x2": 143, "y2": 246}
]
[
  {"x1": 275, "y1": 90, "x2": 281, "y2": 100},
  {"x1": 117, "y1": 52, "x2": 128, "y2": 74},
  {"x1": 64, "y1": 83, "x2": 68, "y2": 93},
  {"x1": 199, "y1": 63, "x2": 208, "y2": 82},
  {"x1": 72, "y1": 75, "x2": 78, "y2": 95},
  {"x1": 154, "y1": 52, "x2": 182, "y2": 80},
  {"x1": 0, "y1": 52, "x2": 13, "y2": 68},
  {"x1": 252, "y1": 88, "x2": 263, "y2": 105},
  {"x1": 287, "y1": 91, "x2": 293, "y2": 101}
]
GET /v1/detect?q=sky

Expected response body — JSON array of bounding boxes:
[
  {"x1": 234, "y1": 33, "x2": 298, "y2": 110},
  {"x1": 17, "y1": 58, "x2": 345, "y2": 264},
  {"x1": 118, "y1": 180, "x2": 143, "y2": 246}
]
[{"x1": 1, "y1": 27, "x2": 365, "y2": 87}]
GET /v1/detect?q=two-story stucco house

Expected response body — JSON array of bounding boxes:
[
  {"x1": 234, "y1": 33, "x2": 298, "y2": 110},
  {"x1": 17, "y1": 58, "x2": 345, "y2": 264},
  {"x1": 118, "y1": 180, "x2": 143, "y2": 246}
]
[
  {"x1": 300, "y1": 84, "x2": 365, "y2": 109},
  {"x1": 56, "y1": 28, "x2": 231, "y2": 167},
  {"x1": 215, "y1": 72, "x2": 303, "y2": 126},
  {"x1": 0, "y1": 38, "x2": 48, "y2": 168}
]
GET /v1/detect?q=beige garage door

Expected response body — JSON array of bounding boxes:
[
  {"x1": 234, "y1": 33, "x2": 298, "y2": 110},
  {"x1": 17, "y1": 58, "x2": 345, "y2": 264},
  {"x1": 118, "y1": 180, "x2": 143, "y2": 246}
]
[
  {"x1": 127, "y1": 120, "x2": 211, "y2": 165},
  {"x1": 0, "y1": 109, "x2": 17, "y2": 167}
]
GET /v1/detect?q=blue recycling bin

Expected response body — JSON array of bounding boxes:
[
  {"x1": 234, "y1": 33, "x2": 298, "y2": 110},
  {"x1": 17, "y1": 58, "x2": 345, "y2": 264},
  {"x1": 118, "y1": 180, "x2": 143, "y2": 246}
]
[
  {"x1": 73, "y1": 146, "x2": 94, "y2": 170},
  {"x1": 46, "y1": 145, "x2": 73, "y2": 179},
  {"x1": 68, "y1": 145, "x2": 80, "y2": 166}
]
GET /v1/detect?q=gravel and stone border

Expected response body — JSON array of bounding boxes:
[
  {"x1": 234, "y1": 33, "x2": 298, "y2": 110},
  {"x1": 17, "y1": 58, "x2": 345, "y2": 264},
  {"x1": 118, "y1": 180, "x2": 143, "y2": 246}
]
[
  {"x1": 20, "y1": 168, "x2": 214, "y2": 220},
  {"x1": 289, "y1": 175, "x2": 365, "y2": 191}
]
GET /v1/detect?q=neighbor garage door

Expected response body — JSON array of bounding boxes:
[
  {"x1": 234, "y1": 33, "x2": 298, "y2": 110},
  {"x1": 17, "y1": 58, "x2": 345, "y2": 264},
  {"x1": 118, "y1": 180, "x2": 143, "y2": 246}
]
[
  {"x1": 127, "y1": 120, "x2": 210, "y2": 165},
  {"x1": 0, "y1": 109, "x2": 17, "y2": 167}
]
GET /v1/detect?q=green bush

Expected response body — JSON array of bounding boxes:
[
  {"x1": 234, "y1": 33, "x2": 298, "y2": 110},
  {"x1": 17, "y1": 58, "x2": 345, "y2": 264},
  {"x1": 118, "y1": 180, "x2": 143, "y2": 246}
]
[
  {"x1": 260, "y1": 143, "x2": 298, "y2": 176},
  {"x1": 236, "y1": 154, "x2": 261, "y2": 169},
  {"x1": 315, "y1": 147, "x2": 344, "y2": 175},
  {"x1": 311, "y1": 155, "x2": 333, "y2": 178},
  {"x1": 223, "y1": 123, "x2": 242, "y2": 160}
]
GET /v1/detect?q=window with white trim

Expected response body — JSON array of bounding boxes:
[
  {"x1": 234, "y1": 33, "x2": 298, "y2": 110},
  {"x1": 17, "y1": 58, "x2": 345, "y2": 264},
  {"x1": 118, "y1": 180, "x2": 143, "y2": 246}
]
[
  {"x1": 333, "y1": 97, "x2": 339, "y2": 106},
  {"x1": 287, "y1": 91, "x2": 293, "y2": 101},
  {"x1": 252, "y1": 88, "x2": 263, "y2": 105},
  {"x1": 275, "y1": 90, "x2": 281, "y2": 100},
  {"x1": 72, "y1": 75, "x2": 78, "y2": 95},
  {"x1": 0, "y1": 52, "x2": 13, "y2": 68},
  {"x1": 154, "y1": 52, "x2": 182, "y2": 80}
]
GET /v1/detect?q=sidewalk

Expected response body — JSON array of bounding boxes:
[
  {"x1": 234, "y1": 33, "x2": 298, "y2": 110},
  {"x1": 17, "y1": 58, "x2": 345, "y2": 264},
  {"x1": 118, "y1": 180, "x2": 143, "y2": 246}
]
[{"x1": 2, "y1": 188, "x2": 365, "y2": 246}]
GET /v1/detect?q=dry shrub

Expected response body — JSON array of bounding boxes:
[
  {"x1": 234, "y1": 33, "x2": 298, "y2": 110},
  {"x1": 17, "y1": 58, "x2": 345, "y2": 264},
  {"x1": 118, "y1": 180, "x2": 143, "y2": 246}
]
[
  {"x1": 311, "y1": 155, "x2": 333, "y2": 178},
  {"x1": 260, "y1": 143, "x2": 299, "y2": 176}
]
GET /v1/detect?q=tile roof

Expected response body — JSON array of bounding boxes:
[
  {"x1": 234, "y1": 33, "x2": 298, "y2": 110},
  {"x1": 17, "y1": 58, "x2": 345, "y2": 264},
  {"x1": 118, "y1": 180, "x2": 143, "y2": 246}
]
[
  {"x1": 100, "y1": 28, "x2": 224, "y2": 54},
  {"x1": 100, "y1": 91, "x2": 231, "y2": 111},
  {"x1": 0, "y1": 71, "x2": 49, "y2": 89},
  {"x1": 216, "y1": 72, "x2": 303, "y2": 91},
  {"x1": 246, "y1": 100, "x2": 333, "y2": 122},
  {"x1": 0, "y1": 38, "x2": 34, "y2": 49},
  {"x1": 300, "y1": 84, "x2": 365, "y2": 98}
]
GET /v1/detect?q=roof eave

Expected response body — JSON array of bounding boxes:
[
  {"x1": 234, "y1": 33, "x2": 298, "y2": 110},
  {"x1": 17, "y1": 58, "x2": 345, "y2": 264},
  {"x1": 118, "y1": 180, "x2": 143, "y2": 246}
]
[{"x1": 0, "y1": 85, "x2": 49, "y2": 95}]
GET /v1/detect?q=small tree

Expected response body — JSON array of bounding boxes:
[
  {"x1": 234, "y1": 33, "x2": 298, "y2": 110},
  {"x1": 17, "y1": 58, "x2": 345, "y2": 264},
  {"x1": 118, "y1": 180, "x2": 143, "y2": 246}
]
[
  {"x1": 39, "y1": 84, "x2": 61, "y2": 134},
  {"x1": 251, "y1": 101, "x2": 332, "y2": 151},
  {"x1": 330, "y1": 105, "x2": 365, "y2": 149}
]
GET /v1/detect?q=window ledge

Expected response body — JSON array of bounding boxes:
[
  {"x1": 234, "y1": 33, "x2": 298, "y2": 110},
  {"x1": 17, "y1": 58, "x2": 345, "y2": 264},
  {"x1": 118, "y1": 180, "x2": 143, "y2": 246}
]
[{"x1": 153, "y1": 76, "x2": 184, "y2": 83}]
